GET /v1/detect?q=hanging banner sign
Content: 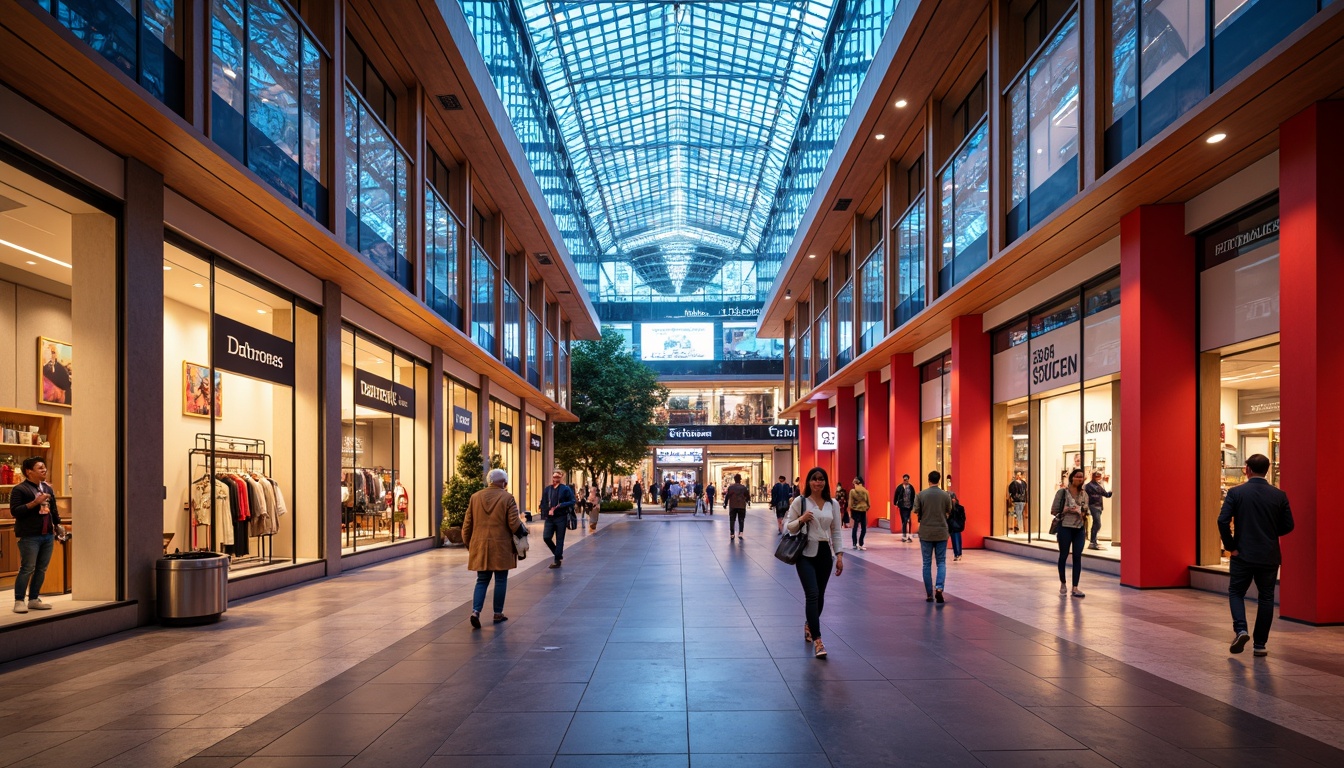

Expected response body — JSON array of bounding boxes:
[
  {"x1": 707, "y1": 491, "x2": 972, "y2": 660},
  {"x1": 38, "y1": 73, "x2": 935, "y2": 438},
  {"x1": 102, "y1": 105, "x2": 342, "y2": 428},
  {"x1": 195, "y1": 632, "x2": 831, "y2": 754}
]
[
  {"x1": 212, "y1": 314, "x2": 295, "y2": 387},
  {"x1": 452, "y1": 406, "x2": 473, "y2": 433},
  {"x1": 663, "y1": 425, "x2": 798, "y2": 441},
  {"x1": 529, "y1": 433, "x2": 542, "y2": 451},
  {"x1": 498, "y1": 423, "x2": 514, "y2": 444},
  {"x1": 354, "y1": 370, "x2": 415, "y2": 418},
  {"x1": 817, "y1": 426, "x2": 838, "y2": 451}
]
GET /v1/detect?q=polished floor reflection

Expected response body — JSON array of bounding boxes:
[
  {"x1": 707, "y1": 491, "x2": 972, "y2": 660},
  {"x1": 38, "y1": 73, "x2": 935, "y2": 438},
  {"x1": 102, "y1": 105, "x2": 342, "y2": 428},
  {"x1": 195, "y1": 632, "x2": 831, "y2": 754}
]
[{"x1": 1, "y1": 512, "x2": 1342, "y2": 767}]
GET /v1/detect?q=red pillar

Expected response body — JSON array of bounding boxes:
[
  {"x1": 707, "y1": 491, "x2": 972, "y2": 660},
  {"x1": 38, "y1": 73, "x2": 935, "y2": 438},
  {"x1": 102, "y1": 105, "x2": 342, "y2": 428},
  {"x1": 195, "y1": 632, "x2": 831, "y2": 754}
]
[
  {"x1": 863, "y1": 370, "x2": 890, "y2": 524},
  {"x1": 815, "y1": 401, "x2": 836, "y2": 480},
  {"x1": 1279, "y1": 101, "x2": 1344, "y2": 624},
  {"x1": 835, "y1": 386, "x2": 858, "y2": 490},
  {"x1": 799, "y1": 408, "x2": 816, "y2": 477},
  {"x1": 1120, "y1": 205, "x2": 1196, "y2": 588},
  {"x1": 890, "y1": 353, "x2": 920, "y2": 529},
  {"x1": 951, "y1": 315, "x2": 992, "y2": 548}
]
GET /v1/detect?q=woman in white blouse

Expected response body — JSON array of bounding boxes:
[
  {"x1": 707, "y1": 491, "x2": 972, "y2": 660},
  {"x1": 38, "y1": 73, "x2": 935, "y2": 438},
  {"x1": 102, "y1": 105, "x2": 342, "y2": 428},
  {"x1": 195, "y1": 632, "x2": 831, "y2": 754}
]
[{"x1": 785, "y1": 467, "x2": 845, "y2": 658}]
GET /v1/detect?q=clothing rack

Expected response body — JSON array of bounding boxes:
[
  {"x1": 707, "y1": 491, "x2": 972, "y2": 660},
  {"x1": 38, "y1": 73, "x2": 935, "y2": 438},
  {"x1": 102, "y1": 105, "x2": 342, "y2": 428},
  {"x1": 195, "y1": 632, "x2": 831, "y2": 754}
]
[
  {"x1": 341, "y1": 465, "x2": 403, "y2": 547},
  {"x1": 189, "y1": 433, "x2": 274, "y2": 565}
]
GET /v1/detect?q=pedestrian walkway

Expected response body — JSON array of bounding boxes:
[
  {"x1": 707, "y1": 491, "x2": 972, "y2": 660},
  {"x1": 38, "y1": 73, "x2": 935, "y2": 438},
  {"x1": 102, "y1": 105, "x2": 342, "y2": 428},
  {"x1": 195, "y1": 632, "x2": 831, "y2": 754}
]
[{"x1": 0, "y1": 511, "x2": 1341, "y2": 767}]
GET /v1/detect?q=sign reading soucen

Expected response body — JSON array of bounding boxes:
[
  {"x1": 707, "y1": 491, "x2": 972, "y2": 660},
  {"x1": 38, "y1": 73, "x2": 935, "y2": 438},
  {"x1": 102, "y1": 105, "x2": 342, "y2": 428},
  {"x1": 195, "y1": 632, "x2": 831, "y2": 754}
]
[
  {"x1": 452, "y1": 406, "x2": 473, "y2": 433},
  {"x1": 212, "y1": 314, "x2": 295, "y2": 387},
  {"x1": 354, "y1": 370, "x2": 415, "y2": 418},
  {"x1": 817, "y1": 426, "x2": 838, "y2": 451},
  {"x1": 663, "y1": 425, "x2": 798, "y2": 442},
  {"x1": 1028, "y1": 322, "x2": 1081, "y2": 392}
]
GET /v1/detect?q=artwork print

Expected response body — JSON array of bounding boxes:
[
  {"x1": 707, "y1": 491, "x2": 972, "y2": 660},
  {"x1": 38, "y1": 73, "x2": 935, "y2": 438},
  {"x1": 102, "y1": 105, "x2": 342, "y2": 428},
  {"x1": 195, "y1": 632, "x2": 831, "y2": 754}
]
[
  {"x1": 183, "y1": 362, "x2": 224, "y2": 418},
  {"x1": 38, "y1": 337, "x2": 73, "y2": 407}
]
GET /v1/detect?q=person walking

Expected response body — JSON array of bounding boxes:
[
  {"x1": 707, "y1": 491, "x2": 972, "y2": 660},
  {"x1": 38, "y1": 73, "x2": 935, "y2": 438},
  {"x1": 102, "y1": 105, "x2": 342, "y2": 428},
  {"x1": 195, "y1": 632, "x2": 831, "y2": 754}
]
[
  {"x1": 836, "y1": 483, "x2": 850, "y2": 528},
  {"x1": 948, "y1": 491, "x2": 966, "y2": 561},
  {"x1": 1051, "y1": 469, "x2": 1090, "y2": 598},
  {"x1": 792, "y1": 477, "x2": 801, "y2": 499},
  {"x1": 539, "y1": 471, "x2": 576, "y2": 569},
  {"x1": 587, "y1": 485, "x2": 601, "y2": 532},
  {"x1": 913, "y1": 471, "x2": 952, "y2": 603},
  {"x1": 724, "y1": 474, "x2": 750, "y2": 541},
  {"x1": 1084, "y1": 472, "x2": 1112, "y2": 550},
  {"x1": 1220, "y1": 454, "x2": 1294, "y2": 657},
  {"x1": 770, "y1": 475, "x2": 792, "y2": 535},
  {"x1": 894, "y1": 474, "x2": 916, "y2": 542},
  {"x1": 785, "y1": 467, "x2": 844, "y2": 658},
  {"x1": 10, "y1": 458, "x2": 61, "y2": 613},
  {"x1": 848, "y1": 477, "x2": 871, "y2": 550},
  {"x1": 1008, "y1": 471, "x2": 1028, "y2": 534},
  {"x1": 706, "y1": 482, "x2": 717, "y2": 515},
  {"x1": 632, "y1": 479, "x2": 644, "y2": 518},
  {"x1": 463, "y1": 469, "x2": 523, "y2": 628}
]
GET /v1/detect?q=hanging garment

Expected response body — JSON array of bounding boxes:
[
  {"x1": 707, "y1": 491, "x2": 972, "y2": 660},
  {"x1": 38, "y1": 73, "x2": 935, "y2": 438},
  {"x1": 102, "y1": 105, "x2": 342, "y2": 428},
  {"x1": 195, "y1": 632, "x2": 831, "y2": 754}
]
[{"x1": 268, "y1": 478, "x2": 288, "y2": 520}]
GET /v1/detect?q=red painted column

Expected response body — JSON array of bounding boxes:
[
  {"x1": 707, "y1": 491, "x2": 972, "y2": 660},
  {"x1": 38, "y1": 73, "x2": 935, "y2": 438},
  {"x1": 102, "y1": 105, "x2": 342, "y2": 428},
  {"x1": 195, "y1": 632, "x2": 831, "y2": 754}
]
[
  {"x1": 835, "y1": 386, "x2": 858, "y2": 491},
  {"x1": 1120, "y1": 205, "x2": 1196, "y2": 588},
  {"x1": 889, "y1": 353, "x2": 920, "y2": 524},
  {"x1": 863, "y1": 370, "x2": 891, "y2": 524},
  {"x1": 798, "y1": 408, "x2": 816, "y2": 476},
  {"x1": 1279, "y1": 101, "x2": 1344, "y2": 624},
  {"x1": 951, "y1": 315, "x2": 992, "y2": 549},
  {"x1": 815, "y1": 402, "x2": 836, "y2": 480}
]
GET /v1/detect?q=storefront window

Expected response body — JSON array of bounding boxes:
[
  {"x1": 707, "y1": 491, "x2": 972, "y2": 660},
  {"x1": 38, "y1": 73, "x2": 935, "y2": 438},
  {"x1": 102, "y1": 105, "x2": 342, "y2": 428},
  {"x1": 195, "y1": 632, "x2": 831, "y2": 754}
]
[
  {"x1": 424, "y1": 187, "x2": 461, "y2": 327},
  {"x1": 471, "y1": 243, "x2": 496, "y2": 353},
  {"x1": 558, "y1": 342, "x2": 570, "y2": 410},
  {"x1": 443, "y1": 376, "x2": 479, "y2": 492},
  {"x1": 1, "y1": 155, "x2": 118, "y2": 621},
  {"x1": 344, "y1": 86, "x2": 411, "y2": 290},
  {"x1": 992, "y1": 319, "x2": 1030, "y2": 537},
  {"x1": 858, "y1": 246, "x2": 884, "y2": 354},
  {"x1": 799, "y1": 328, "x2": 811, "y2": 395},
  {"x1": 526, "y1": 415, "x2": 544, "y2": 515},
  {"x1": 894, "y1": 196, "x2": 926, "y2": 328},
  {"x1": 815, "y1": 309, "x2": 830, "y2": 384},
  {"x1": 834, "y1": 281, "x2": 854, "y2": 369},
  {"x1": 40, "y1": 0, "x2": 184, "y2": 114},
  {"x1": 211, "y1": 0, "x2": 326, "y2": 223},
  {"x1": 162, "y1": 242, "x2": 320, "y2": 576},
  {"x1": 1007, "y1": 13, "x2": 1080, "y2": 243},
  {"x1": 503, "y1": 284, "x2": 522, "y2": 374},
  {"x1": 920, "y1": 354, "x2": 952, "y2": 487},
  {"x1": 490, "y1": 400, "x2": 520, "y2": 493},
  {"x1": 938, "y1": 121, "x2": 989, "y2": 295},
  {"x1": 340, "y1": 329, "x2": 428, "y2": 553}
]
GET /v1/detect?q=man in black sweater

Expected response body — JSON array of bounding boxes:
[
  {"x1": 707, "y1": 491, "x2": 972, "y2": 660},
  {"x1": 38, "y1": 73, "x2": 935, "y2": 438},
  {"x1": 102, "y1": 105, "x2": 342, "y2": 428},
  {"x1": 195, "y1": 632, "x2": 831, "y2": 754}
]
[
  {"x1": 1218, "y1": 454, "x2": 1294, "y2": 657},
  {"x1": 10, "y1": 457, "x2": 62, "y2": 613}
]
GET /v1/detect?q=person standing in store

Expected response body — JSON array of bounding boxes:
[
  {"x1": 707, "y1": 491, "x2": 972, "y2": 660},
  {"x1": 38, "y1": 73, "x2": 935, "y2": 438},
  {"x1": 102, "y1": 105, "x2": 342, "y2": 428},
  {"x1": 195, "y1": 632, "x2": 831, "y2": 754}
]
[
  {"x1": 836, "y1": 482, "x2": 850, "y2": 528},
  {"x1": 848, "y1": 477, "x2": 871, "y2": 550},
  {"x1": 10, "y1": 457, "x2": 61, "y2": 613},
  {"x1": 693, "y1": 479, "x2": 704, "y2": 508},
  {"x1": 894, "y1": 474, "x2": 916, "y2": 542},
  {"x1": 539, "y1": 471, "x2": 576, "y2": 569},
  {"x1": 632, "y1": 479, "x2": 644, "y2": 519},
  {"x1": 463, "y1": 469, "x2": 523, "y2": 628},
  {"x1": 724, "y1": 473, "x2": 750, "y2": 541},
  {"x1": 1008, "y1": 471, "x2": 1028, "y2": 535},
  {"x1": 913, "y1": 471, "x2": 952, "y2": 603},
  {"x1": 792, "y1": 477, "x2": 801, "y2": 499},
  {"x1": 770, "y1": 475, "x2": 792, "y2": 535},
  {"x1": 786, "y1": 466, "x2": 844, "y2": 658},
  {"x1": 706, "y1": 482, "x2": 717, "y2": 515},
  {"x1": 1084, "y1": 472, "x2": 1112, "y2": 550},
  {"x1": 1051, "y1": 469, "x2": 1090, "y2": 598},
  {"x1": 1219, "y1": 454, "x2": 1294, "y2": 657}
]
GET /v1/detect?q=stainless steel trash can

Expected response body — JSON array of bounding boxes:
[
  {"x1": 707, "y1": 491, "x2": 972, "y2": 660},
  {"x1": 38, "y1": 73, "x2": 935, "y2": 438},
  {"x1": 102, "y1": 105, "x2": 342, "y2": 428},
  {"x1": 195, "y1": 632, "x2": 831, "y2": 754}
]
[{"x1": 156, "y1": 552, "x2": 229, "y2": 624}]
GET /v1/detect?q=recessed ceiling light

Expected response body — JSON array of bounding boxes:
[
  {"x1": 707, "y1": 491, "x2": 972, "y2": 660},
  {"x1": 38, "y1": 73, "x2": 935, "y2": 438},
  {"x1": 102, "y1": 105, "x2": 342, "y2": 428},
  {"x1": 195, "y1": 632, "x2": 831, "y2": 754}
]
[
  {"x1": 1206, "y1": 132, "x2": 1227, "y2": 144},
  {"x1": 193, "y1": 282, "x2": 204, "y2": 288},
  {"x1": 256, "y1": 308, "x2": 267, "y2": 314},
  {"x1": 25, "y1": 260, "x2": 36, "y2": 265},
  {"x1": 375, "y1": 358, "x2": 384, "y2": 364},
  {"x1": 0, "y1": 239, "x2": 72, "y2": 268},
  {"x1": 807, "y1": 254, "x2": 817, "y2": 259},
  {"x1": 894, "y1": 99, "x2": 908, "y2": 108},
  {"x1": 874, "y1": 134, "x2": 886, "y2": 140}
]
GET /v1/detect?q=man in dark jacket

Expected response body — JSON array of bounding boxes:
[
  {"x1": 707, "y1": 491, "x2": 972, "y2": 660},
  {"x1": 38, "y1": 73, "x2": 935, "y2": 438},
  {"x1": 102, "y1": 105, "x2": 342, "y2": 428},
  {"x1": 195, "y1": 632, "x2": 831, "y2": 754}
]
[
  {"x1": 1218, "y1": 454, "x2": 1294, "y2": 657},
  {"x1": 770, "y1": 475, "x2": 792, "y2": 535},
  {"x1": 724, "y1": 474, "x2": 750, "y2": 541},
  {"x1": 632, "y1": 480, "x2": 644, "y2": 519},
  {"x1": 1084, "y1": 472, "x2": 1113, "y2": 550},
  {"x1": 894, "y1": 474, "x2": 917, "y2": 542},
  {"x1": 10, "y1": 457, "x2": 61, "y2": 613},
  {"x1": 539, "y1": 471, "x2": 577, "y2": 569},
  {"x1": 706, "y1": 482, "x2": 717, "y2": 514}
]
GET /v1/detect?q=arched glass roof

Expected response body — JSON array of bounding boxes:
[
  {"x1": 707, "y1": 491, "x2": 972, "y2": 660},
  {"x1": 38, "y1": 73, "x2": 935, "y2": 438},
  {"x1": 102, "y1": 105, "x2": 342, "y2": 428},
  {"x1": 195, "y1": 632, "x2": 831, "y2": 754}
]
[{"x1": 516, "y1": 1, "x2": 836, "y2": 296}]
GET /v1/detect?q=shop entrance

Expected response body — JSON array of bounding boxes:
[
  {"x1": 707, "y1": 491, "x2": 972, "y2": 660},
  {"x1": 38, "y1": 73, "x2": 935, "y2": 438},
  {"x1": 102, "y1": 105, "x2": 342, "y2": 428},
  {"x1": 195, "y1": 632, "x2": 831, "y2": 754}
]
[{"x1": 707, "y1": 454, "x2": 769, "y2": 502}]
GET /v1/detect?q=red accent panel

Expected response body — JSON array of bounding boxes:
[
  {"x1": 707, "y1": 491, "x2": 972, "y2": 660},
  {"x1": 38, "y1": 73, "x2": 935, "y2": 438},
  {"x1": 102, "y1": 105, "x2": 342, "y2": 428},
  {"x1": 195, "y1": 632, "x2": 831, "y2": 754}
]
[
  {"x1": 835, "y1": 386, "x2": 858, "y2": 490},
  {"x1": 799, "y1": 408, "x2": 816, "y2": 477},
  {"x1": 889, "y1": 353, "x2": 920, "y2": 511},
  {"x1": 1279, "y1": 101, "x2": 1344, "y2": 624},
  {"x1": 952, "y1": 315, "x2": 992, "y2": 549},
  {"x1": 863, "y1": 370, "x2": 891, "y2": 523},
  {"x1": 1120, "y1": 205, "x2": 1196, "y2": 588}
]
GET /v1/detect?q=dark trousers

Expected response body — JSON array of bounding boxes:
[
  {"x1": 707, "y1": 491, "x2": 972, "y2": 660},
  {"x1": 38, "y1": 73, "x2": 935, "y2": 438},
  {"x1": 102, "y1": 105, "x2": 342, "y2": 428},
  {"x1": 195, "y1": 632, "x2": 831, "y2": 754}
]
[
  {"x1": 1229, "y1": 556, "x2": 1278, "y2": 647},
  {"x1": 543, "y1": 516, "x2": 567, "y2": 562},
  {"x1": 15, "y1": 534, "x2": 54, "y2": 601},
  {"x1": 899, "y1": 507, "x2": 913, "y2": 536},
  {"x1": 729, "y1": 508, "x2": 745, "y2": 535},
  {"x1": 950, "y1": 531, "x2": 963, "y2": 557},
  {"x1": 1089, "y1": 509, "x2": 1104, "y2": 545},
  {"x1": 1056, "y1": 525, "x2": 1086, "y2": 586},
  {"x1": 796, "y1": 542, "x2": 833, "y2": 641},
  {"x1": 636, "y1": 498, "x2": 642, "y2": 518},
  {"x1": 851, "y1": 511, "x2": 867, "y2": 547}
]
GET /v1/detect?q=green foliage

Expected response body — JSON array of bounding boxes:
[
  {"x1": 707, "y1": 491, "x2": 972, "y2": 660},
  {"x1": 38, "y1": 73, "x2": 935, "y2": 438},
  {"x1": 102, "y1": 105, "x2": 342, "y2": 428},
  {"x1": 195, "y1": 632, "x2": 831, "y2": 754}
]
[
  {"x1": 440, "y1": 442, "x2": 504, "y2": 534},
  {"x1": 554, "y1": 329, "x2": 668, "y2": 486},
  {"x1": 600, "y1": 500, "x2": 634, "y2": 512}
]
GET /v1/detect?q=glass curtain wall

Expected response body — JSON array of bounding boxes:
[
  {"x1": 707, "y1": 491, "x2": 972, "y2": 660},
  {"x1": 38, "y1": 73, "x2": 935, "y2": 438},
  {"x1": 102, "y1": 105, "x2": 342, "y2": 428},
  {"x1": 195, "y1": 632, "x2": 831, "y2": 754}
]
[
  {"x1": 938, "y1": 122, "x2": 990, "y2": 295},
  {"x1": 815, "y1": 309, "x2": 830, "y2": 385},
  {"x1": 424, "y1": 187, "x2": 461, "y2": 327},
  {"x1": 1007, "y1": 12, "x2": 1080, "y2": 242},
  {"x1": 894, "y1": 196, "x2": 926, "y2": 328},
  {"x1": 544, "y1": 331, "x2": 556, "y2": 399},
  {"x1": 471, "y1": 243, "x2": 496, "y2": 353},
  {"x1": 658, "y1": 388, "x2": 781, "y2": 426},
  {"x1": 527, "y1": 311, "x2": 541, "y2": 387},
  {"x1": 857, "y1": 246, "x2": 884, "y2": 354},
  {"x1": 799, "y1": 329, "x2": 812, "y2": 395},
  {"x1": 163, "y1": 243, "x2": 320, "y2": 575},
  {"x1": 340, "y1": 329, "x2": 429, "y2": 553},
  {"x1": 38, "y1": 0, "x2": 184, "y2": 113},
  {"x1": 211, "y1": 0, "x2": 326, "y2": 222},
  {"x1": 558, "y1": 343, "x2": 570, "y2": 409},
  {"x1": 344, "y1": 87, "x2": 411, "y2": 291},
  {"x1": 503, "y1": 284, "x2": 522, "y2": 375},
  {"x1": 835, "y1": 280, "x2": 854, "y2": 369}
]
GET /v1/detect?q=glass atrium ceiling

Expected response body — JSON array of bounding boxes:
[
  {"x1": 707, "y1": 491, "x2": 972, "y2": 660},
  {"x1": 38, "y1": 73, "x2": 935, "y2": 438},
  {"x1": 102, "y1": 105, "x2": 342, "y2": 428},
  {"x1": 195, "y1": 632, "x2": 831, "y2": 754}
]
[{"x1": 515, "y1": 1, "x2": 835, "y2": 297}]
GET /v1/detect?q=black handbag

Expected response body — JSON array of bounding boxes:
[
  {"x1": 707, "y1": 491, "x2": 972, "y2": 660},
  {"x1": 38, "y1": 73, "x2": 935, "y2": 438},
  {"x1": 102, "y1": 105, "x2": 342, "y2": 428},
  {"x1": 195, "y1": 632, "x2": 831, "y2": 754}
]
[
  {"x1": 774, "y1": 521, "x2": 809, "y2": 565},
  {"x1": 567, "y1": 509, "x2": 578, "y2": 530}
]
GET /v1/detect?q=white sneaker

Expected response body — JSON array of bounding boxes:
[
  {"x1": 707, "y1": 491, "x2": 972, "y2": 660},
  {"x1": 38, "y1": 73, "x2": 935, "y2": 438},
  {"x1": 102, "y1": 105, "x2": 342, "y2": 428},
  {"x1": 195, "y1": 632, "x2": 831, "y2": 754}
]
[
  {"x1": 27, "y1": 599, "x2": 52, "y2": 611},
  {"x1": 13, "y1": 600, "x2": 28, "y2": 614}
]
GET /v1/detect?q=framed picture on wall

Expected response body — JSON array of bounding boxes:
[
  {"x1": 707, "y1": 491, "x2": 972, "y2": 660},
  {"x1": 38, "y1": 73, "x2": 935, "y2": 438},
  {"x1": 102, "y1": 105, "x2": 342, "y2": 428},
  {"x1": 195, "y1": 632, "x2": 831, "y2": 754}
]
[
  {"x1": 38, "y1": 337, "x2": 73, "y2": 407},
  {"x1": 183, "y1": 362, "x2": 223, "y2": 419}
]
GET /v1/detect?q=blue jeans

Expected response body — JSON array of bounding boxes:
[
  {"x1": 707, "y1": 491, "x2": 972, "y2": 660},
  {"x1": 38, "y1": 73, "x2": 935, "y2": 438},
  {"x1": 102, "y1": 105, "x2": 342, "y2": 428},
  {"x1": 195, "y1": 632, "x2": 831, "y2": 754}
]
[
  {"x1": 1229, "y1": 557, "x2": 1278, "y2": 647},
  {"x1": 949, "y1": 531, "x2": 963, "y2": 557},
  {"x1": 920, "y1": 539, "x2": 947, "y2": 595},
  {"x1": 472, "y1": 570, "x2": 508, "y2": 614},
  {"x1": 15, "y1": 534, "x2": 55, "y2": 601},
  {"x1": 1011, "y1": 502, "x2": 1025, "y2": 528}
]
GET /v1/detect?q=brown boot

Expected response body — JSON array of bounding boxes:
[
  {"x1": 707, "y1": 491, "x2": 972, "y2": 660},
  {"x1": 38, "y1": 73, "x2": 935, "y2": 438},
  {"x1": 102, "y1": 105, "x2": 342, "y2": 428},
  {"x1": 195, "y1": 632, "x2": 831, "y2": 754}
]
[
  {"x1": 804, "y1": 621, "x2": 813, "y2": 643},
  {"x1": 813, "y1": 639, "x2": 827, "y2": 658}
]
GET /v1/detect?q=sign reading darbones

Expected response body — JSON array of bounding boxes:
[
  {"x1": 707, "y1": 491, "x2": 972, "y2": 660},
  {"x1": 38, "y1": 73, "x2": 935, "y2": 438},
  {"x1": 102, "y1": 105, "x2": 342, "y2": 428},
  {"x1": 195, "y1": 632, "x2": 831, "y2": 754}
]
[
  {"x1": 212, "y1": 314, "x2": 295, "y2": 387},
  {"x1": 354, "y1": 370, "x2": 415, "y2": 418},
  {"x1": 664, "y1": 425, "x2": 799, "y2": 441}
]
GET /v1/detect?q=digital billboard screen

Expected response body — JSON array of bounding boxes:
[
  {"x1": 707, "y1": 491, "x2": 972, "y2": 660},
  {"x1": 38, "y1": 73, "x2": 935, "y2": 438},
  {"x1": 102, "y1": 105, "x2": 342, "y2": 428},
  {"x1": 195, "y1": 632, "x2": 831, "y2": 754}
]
[{"x1": 640, "y1": 323, "x2": 716, "y2": 361}]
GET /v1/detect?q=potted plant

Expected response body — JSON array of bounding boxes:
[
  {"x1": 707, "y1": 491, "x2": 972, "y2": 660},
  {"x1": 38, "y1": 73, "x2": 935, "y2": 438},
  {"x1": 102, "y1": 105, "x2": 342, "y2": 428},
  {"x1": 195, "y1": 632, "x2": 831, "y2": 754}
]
[{"x1": 440, "y1": 441, "x2": 504, "y2": 545}]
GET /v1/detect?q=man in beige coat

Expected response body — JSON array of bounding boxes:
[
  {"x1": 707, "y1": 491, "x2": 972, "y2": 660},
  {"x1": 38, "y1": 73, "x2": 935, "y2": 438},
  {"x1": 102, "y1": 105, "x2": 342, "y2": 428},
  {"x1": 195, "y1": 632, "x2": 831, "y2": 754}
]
[{"x1": 463, "y1": 469, "x2": 522, "y2": 628}]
